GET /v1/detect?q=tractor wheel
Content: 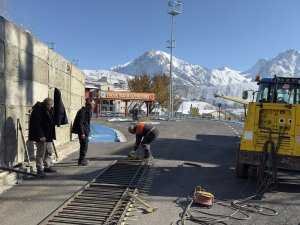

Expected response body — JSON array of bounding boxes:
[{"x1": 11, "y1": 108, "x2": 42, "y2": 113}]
[
  {"x1": 235, "y1": 161, "x2": 249, "y2": 178},
  {"x1": 235, "y1": 147, "x2": 249, "y2": 178}
]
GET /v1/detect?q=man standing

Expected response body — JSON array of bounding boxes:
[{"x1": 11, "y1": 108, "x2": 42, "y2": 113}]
[
  {"x1": 72, "y1": 101, "x2": 94, "y2": 166},
  {"x1": 29, "y1": 98, "x2": 57, "y2": 175},
  {"x1": 128, "y1": 122, "x2": 159, "y2": 159},
  {"x1": 131, "y1": 107, "x2": 139, "y2": 122}
]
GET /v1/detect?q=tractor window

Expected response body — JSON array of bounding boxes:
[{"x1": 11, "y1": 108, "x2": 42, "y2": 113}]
[
  {"x1": 256, "y1": 84, "x2": 270, "y2": 102},
  {"x1": 293, "y1": 86, "x2": 300, "y2": 104},
  {"x1": 276, "y1": 84, "x2": 300, "y2": 104}
]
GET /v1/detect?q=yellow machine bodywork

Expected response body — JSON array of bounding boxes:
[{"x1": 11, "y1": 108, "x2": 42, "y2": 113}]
[
  {"x1": 214, "y1": 76, "x2": 300, "y2": 176},
  {"x1": 239, "y1": 102, "x2": 300, "y2": 172}
]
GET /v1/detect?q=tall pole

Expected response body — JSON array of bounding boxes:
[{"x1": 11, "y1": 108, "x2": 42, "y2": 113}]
[
  {"x1": 170, "y1": 15, "x2": 174, "y2": 118},
  {"x1": 167, "y1": 1, "x2": 182, "y2": 120}
]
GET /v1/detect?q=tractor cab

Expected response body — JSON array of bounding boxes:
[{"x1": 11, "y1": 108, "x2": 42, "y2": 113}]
[{"x1": 256, "y1": 77, "x2": 300, "y2": 104}]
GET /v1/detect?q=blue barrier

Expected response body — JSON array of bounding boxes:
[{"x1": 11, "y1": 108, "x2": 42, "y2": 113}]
[{"x1": 89, "y1": 124, "x2": 120, "y2": 142}]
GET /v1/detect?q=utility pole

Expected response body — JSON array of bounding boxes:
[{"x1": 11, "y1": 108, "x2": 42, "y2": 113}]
[
  {"x1": 167, "y1": 1, "x2": 182, "y2": 120},
  {"x1": 72, "y1": 59, "x2": 79, "y2": 67},
  {"x1": 47, "y1": 42, "x2": 55, "y2": 50}
]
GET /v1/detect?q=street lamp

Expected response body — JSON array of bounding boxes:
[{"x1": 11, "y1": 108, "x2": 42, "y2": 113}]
[{"x1": 167, "y1": 1, "x2": 182, "y2": 120}]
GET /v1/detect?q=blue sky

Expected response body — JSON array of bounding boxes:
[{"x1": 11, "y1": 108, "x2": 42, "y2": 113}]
[{"x1": 6, "y1": 0, "x2": 300, "y2": 71}]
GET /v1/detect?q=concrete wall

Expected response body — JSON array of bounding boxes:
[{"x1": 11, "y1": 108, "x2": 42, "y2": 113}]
[{"x1": 0, "y1": 16, "x2": 85, "y2": 167}]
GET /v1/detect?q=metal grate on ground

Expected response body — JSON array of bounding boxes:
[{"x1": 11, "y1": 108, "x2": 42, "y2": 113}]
[{"x1": 39, "y1": 159, "x2": 149, "y2": 225}]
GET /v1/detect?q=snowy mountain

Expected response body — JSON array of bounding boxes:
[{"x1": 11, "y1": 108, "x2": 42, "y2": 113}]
[
  {"x1": 82, "y1": 70, "x2": 133, "y2": 90},
  {"x1": 83, "y1": 49, "x2": 300, "y2": 106},
  {"x1": 111, "y1": 50, "x2": 250, "y2": 87},
  {"x1": 242, "y1": 49, "x2": 300, "y2": 79}
]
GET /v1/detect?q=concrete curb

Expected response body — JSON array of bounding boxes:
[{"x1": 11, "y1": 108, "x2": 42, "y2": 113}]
[{"x1": 114, "y1": 128, "x2": 127, "y2": 142}]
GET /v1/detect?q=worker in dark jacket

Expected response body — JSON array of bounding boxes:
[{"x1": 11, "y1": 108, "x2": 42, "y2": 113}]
[
  {"x1": 29, "y1": 98, "x2": 57, "y2": 175},
  {"x1": 128, "y1": 122, "x2": 159, "y2": 159},
  {"x1": 72, "y1": 101, "x2": 94, "y2": 166}
]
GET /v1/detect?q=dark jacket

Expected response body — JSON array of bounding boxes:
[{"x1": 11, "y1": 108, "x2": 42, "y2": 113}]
[
  {"x1": 29, "y1": 102, "x2": 56, "y2": 142},
  {"x1": 54, "y1": 88, "x2": 68, "y2": 127},
  {"x1": 72, "y1": 107, "x2": 92, "y2": 136},
  {"x1": 134, "y1": 122, "x2": 159, "y2": 148}
]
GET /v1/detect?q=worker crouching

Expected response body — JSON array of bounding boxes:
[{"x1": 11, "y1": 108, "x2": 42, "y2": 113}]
[{"x1": 128, "y1": 122, "x2": 159, "y2": 159}]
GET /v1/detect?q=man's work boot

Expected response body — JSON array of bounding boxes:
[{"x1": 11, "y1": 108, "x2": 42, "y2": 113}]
[
  {"x1": 78, "y1": 158, "x2": 89, "y2": 166},
  {"x1": 37, "y1": 169, "x2": 46, "y2": 177},
  {"x1": 44, "y1": 167, "x2": 57, "y2": 173},
  {"x1": 128, "y1": 150, "x2": 137, "y2": 159},
  {"x1": 143, "y1": 147, "x2": 153, "y2": 159}
]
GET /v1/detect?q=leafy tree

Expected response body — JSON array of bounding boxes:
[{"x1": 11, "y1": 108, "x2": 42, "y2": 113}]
[
  {"x1": 127, "y1": 74, "x2": 152, "y2": 93},
  {"x1": 127, "y1": 73, "x2": 182, "y2": 113},
  {"x1": 150, "y1": 74, "x2": 169, "y2": 111},
  {"x1": 189, "y1": 105, "x2": 200, "y2": 117}
]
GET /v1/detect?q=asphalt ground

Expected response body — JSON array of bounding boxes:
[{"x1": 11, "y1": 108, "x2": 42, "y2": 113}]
[{"x1": 0, "y1": 118, "x2": 299, "y2": 225}]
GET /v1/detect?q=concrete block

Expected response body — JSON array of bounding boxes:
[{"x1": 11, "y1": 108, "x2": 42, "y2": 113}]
[
  {"x1": 31, "y1": 81, "x2": 49, "y2": 104},
  {"x1": 71, "y1": 67, "x2": 85, "y2": 83},
  {"x1": 31, "y1": 38, "x2": 48, "y2": 62},
  {"x1": 18, "y1": 49, "x2": 33, "y2": 81},
  {"x1": 5, "y1": 79, "x2": 48, "y2": 106},
  {"x1": 0, "y1": 105, "x2": 6, "y2": 166},
  {"x1": 48, "y1": 51, "x2": 71, "y2": 74},
  {"x1": 0, "y1": 16, "x2": 4, "y2": 42},
  {"x1": 0, "y1": 104, "x2": 5, "y2": 139},
  {"x1": 49, "y1": 68, "x2": 71, "y2": 91},
  {"x1": 70, "y1": 94, "x2": 84, "y2": 110},
  {"x1": 0, "y1": 77, "x2": 5, "y2": 105},
  {"x1": 61, "y1": 90, "x2": 71, "y2": 108},
  {"x1": 6, "y1": 105, "x2": 34, "y2": 164},
  {"x1": 32, "y1": 56, "x2": 49, "y2": 84},
  {"x1": 71, "y1": 77, "x2": 84, "y2": 95},
  {"x1": 48, "y1": 66, "x2": 55, "y2": 87},
  {"x1": 54, "y1": 125, "x2": 71, "y2": 146},
  {"x1": 4, "y1": 106, "x2": 20, "y2": 165},
  {"x1": 17, "y1": 29, "x2": 33, "y2": 54},
  {"x1": 69, "y1": 109, "x2": 79, "y2": 123},
  {"x1": 0, "y1": 41, "x2": 4, "y2": 75},
  {"x1": 4, "y1": 43, "x2": 19, "y2": 78},
  {"x1": 4, "y1": 20, "x2": 19, "y2": 47}
]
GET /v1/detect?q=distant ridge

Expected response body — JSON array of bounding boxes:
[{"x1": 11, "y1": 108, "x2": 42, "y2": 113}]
[{"x1": 83, "y1": 49, "x2": 300, "y2": 105}]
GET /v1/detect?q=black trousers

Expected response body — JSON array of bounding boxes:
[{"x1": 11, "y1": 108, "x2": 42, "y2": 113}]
[
  {"x1": 78, "y1": 135, "x2": 89, "y2": 161},
  {"x1": 141, "y1": 129, "x2": 159, "y2": 145}
]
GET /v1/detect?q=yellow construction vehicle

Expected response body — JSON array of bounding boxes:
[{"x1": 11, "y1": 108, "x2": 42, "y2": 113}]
[{"x1": 215, "y1": 75, "x2": 300, "y2": 178}]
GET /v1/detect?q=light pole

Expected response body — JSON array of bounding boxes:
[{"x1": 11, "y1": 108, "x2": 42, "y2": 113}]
[{"x1": 167, "y1": 1, "x2": 182, "y2": 120}]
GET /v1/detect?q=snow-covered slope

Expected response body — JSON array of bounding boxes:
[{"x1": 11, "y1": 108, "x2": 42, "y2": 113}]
[
  {"x1": 242, "y1": 49, "x2": 300, "y2": 79},
  {"x1": 83, "y1": 70, "x2": 133, "y2": 89},
  {"x1": 111, "y1": 50, "x2": 249, "y2": 87},
  {"x1": 83, "y1": 49, "x2": 300, "y2": 105}
]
